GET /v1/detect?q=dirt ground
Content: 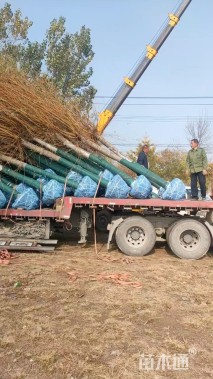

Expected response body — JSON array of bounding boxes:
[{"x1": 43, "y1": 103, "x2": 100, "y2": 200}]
[{"x1": 0, "y1": 231, "x2": 213, "y2": 379}]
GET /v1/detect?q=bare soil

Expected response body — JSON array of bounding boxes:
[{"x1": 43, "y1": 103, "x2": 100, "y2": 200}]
[{"x1": 0, "y1": 232, "x2": 213, "y2": 379}]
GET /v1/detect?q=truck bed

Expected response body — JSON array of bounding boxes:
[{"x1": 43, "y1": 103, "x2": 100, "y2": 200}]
[{"x1": 0, "y1": 196, "x2": 212, "y2": 220}]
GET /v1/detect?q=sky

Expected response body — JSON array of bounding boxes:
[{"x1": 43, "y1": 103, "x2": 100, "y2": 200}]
[{"x1": 4, "y1": 0, "x2": 213, "y2": 153}]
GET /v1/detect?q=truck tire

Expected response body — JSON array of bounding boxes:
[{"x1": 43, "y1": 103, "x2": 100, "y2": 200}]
[
  {"x1": 95, "y1": 210, "x2": 112, "y2": 232},
  {"x1": 115, "y1": 216, "x2": 156, "y2": 256},
  {"x1": 166, "y1": 221, "x2": 178, "y2": 241},
  {"x1": 167, "y1": 219, "x2": 211, "y2": 259}
]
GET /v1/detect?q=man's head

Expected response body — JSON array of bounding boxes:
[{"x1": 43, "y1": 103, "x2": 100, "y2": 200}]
[
  {"x1": 190, "y1": 138, "x2": 199, "y2": 149},
  {"x1": 142, "y1": 144, "x2": 150, "y2": 154}
]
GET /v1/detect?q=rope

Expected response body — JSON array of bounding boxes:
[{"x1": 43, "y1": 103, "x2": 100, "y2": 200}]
[
  {"x1": 39, "y1": 179, "x2": 43, "y2": 219},
  {"x1": 4, "y1": 187, "x2": 16, "y2": 219},
  {"x1": 58, "y1": 175, "x2": 68, "y2": 221},
  {"x1": 92, "y1": 173, "x2": 103, "y2": 255}
]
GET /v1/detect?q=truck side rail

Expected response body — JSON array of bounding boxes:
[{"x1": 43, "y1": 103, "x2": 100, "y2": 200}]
[{"x1": 0, "y1": 196, "x2": 212, "y2": 221}]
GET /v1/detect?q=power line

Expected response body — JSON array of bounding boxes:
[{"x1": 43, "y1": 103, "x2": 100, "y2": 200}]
[
  {"x1": 111, "y1": 119, "x2": 213, "y2": 123},
  {"x1": 95, "y1": 96, "x2": 213, "y2": 99},
  {"x1": 94, "y1": 103, "x2": 213, "y2": 106},
  {"x1": 113, "y1": 143, "x2": 213, "y2": 147}
]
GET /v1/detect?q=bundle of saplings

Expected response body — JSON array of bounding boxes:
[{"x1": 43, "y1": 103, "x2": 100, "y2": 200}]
[{"x1": 0, "y1": 62, "x2": 186, "y2": 209}]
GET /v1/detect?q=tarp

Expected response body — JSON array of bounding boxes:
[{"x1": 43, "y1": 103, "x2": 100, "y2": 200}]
[
  {"x1": 162, "y1": 178, "x2": 186, "y2": 200},
  {"x1": 0, "y1": 190, "x2": 6, "y2": 208},
  {"x1": 16, "y1": 183, "x2": 29, "y2": 194},
  {"x1": 42, "y1": 180, "x2": 65, "y2": 206},
  {"x1": 12, "y1": 188, "x2": 40, "y2": 210},
  {"x1": 101, "y1": 169, "x2": 114, "y2": 181},
  {"x1": 66, "y1": 170, "x2": 83, "y2": 195},
  {"x1": 130, "y1": 175, "x2": 152, "y2": 199},
  {"x1": 74, "y1": 176, "x2": 97, "y2": 197},
  {"x1": 105, "y1": 175, "x2": 130, "y2": 199}
]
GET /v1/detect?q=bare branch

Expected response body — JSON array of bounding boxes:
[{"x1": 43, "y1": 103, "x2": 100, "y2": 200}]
[{"x1": 185, "y1": 117, "x2": 212, "y2": 147}]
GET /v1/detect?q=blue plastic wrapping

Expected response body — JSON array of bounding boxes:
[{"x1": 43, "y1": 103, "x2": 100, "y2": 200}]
[
  {"x1": 12, "y1": 188, "x2": 40, "y2": 210},
  {"x1": 67, "y1": 170, "x2": 83, "y2": 184},
  {"x1": 162, "y1": 178, "x2": 186, "y2": 200},
  {"x1": 74, "y1": 176, "x2": 97, "y2": 197},
  {"x1": 66, "y1": 170, "x2": 83, "y2": 195},
  {"x1": 96, "y1": 170, "x2": 114, "y2": 198},
  {"x1": 130, "y1": 175, "x2": 152, "y2": 199},
  {"x1": 16, "y1": 183, "x2": 29, "y2": 194},
  {"x1": 42, "y1": 180, "x2": 65, "y2": 206},
  {"x1": 0, "y1": 190, "x2": 7, "y2": 208},
  {"x1": 37, "y1": 177, "x2": 47, "y2": 186},
  {"x1": 101, "y1": 169, "x2": 114, "y2": 181},
  {"x1": 158, "y1": 187, "x2": 165, "y2": 198},
  {"x1": 105, "y1": 175, "x2": 130, "y2": 199}
]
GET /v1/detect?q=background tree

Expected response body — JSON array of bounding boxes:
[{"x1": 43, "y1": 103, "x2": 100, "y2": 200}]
[
  {"x1": 185, "y1": 116, "x2": 212, "y2": 148},
  {"x1": 207, "y1": 162, "x2": 213, "y2": 195},
  {"x1": 45, "y1": 18, "x2": 96, "y2": 111},
  {"x1": 0, "y1": 2, "x2": 32, "y2": 60},
  {"x1": 152, "y1": 148, "x2": 188, "y2": 183},
  {"x1": 127, "y1": 137, "x2": 189, "y2": 183},
  {"x1": 0, "y1": 2, "x2": 96, "y2": 110},
  {"x1": 127, "y1": 137, "x2": 158, "y2": 169}
]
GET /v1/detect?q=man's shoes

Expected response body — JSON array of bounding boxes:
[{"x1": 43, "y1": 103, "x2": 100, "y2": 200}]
[
  {"x1": 189, "y1": 197, "x2": 199, "y2": 200},
  {"x1": 201, "y1": 197, "x2": 206, "y2": 201}
]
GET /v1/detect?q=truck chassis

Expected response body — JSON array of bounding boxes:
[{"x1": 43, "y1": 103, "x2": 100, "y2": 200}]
[{"x1": 0, "y1": 196, "x2": 212, "y2": 259}]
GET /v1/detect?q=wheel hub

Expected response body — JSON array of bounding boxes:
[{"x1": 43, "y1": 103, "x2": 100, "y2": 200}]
[
  {"x1": 131, "y1": 230, "x2": 140, "y2": 240},
  {"x1": 182, "y1": 233, "x2": 193, "y2": 244},
  {"x1": 180, "y1": 230, "x2": 199, "y2": 249},
  {"x1": 127, "y1": 226, "x2": 145, "y2": 245}
]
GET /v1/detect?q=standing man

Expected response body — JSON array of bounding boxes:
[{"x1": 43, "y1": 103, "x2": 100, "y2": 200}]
[
  {"x1": 186, "y1": 138, "x2": 208, "y2": 200},
  {"x1": 137, "y1": 144, "x2": 150, "y2": 169}
]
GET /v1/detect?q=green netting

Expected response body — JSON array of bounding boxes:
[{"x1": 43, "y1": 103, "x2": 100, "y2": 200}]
[
  {"x1": 56, "y1": 149, "x2": 101, "y2": 175},
  {"x1": 90, "y1": 154, "x2": 134, "y2": 186}
]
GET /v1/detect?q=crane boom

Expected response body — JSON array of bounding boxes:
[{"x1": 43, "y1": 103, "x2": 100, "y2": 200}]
[{"x1": 97, "y1": 0, "x2": 192, "y2": 134}]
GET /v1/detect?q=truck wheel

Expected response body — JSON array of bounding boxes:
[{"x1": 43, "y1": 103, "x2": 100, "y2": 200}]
[
  {"x1": 166, "y1": 221, "x2": 178, "y2": 241},
  {"x1": 115, "y1": 216, "x2": 156, "y2": 256},
  {"x1": 167, "y1": 219, "x2": 211, "y2": 259},
  {"x1": 95, "y1": 210, "x2": 112, "y2": 232}
]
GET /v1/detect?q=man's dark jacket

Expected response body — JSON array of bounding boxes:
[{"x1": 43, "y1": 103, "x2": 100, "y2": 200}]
[{"x1": 137, "y1": 151, "x2": 148, "y2": 169}]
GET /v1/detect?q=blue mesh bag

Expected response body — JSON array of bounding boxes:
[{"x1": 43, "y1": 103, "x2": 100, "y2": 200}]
[
  {"x1": 0, "y1": 190, "x2": 7, "y2": 208},
  {"x1": 37, "y1": 177, "x2": 47, "y2": 186},
  {"x1": 42, "y1": 180, "x2": 65, "y2": 206},
  {"x1": 130, "y1": 175, "x2": 152, "y2": 199},
  {"x1": 65, "y1": 171, "x2": 83, "y2": 195},
  {"x1": 162, "y1": 178, "x2": 186, "y2": 200},
  {"x1": 105, "y1": 175, "x2": 130, "y2": 199},
  {"x1": 12, "y1": 188, "x2": 40, "y2": 210},
  {"x1": 96, "y1": 170, "x2": 114, "y2": 197},
  {"x1": 67, "y1": 170, "x2": 83, "y2": 184},
  {"x1": 74, "y1": 176, "x2": 97, "y2": 197},
  {"x1": 16, "y1": 183, "x2": 29, "y2": 194},
  {"x1": 158, "y1": 187, "x2": 165, "y2": 198},
  {"x1": 101, "y1": 169, "x2": 114, "y2": 181}
]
